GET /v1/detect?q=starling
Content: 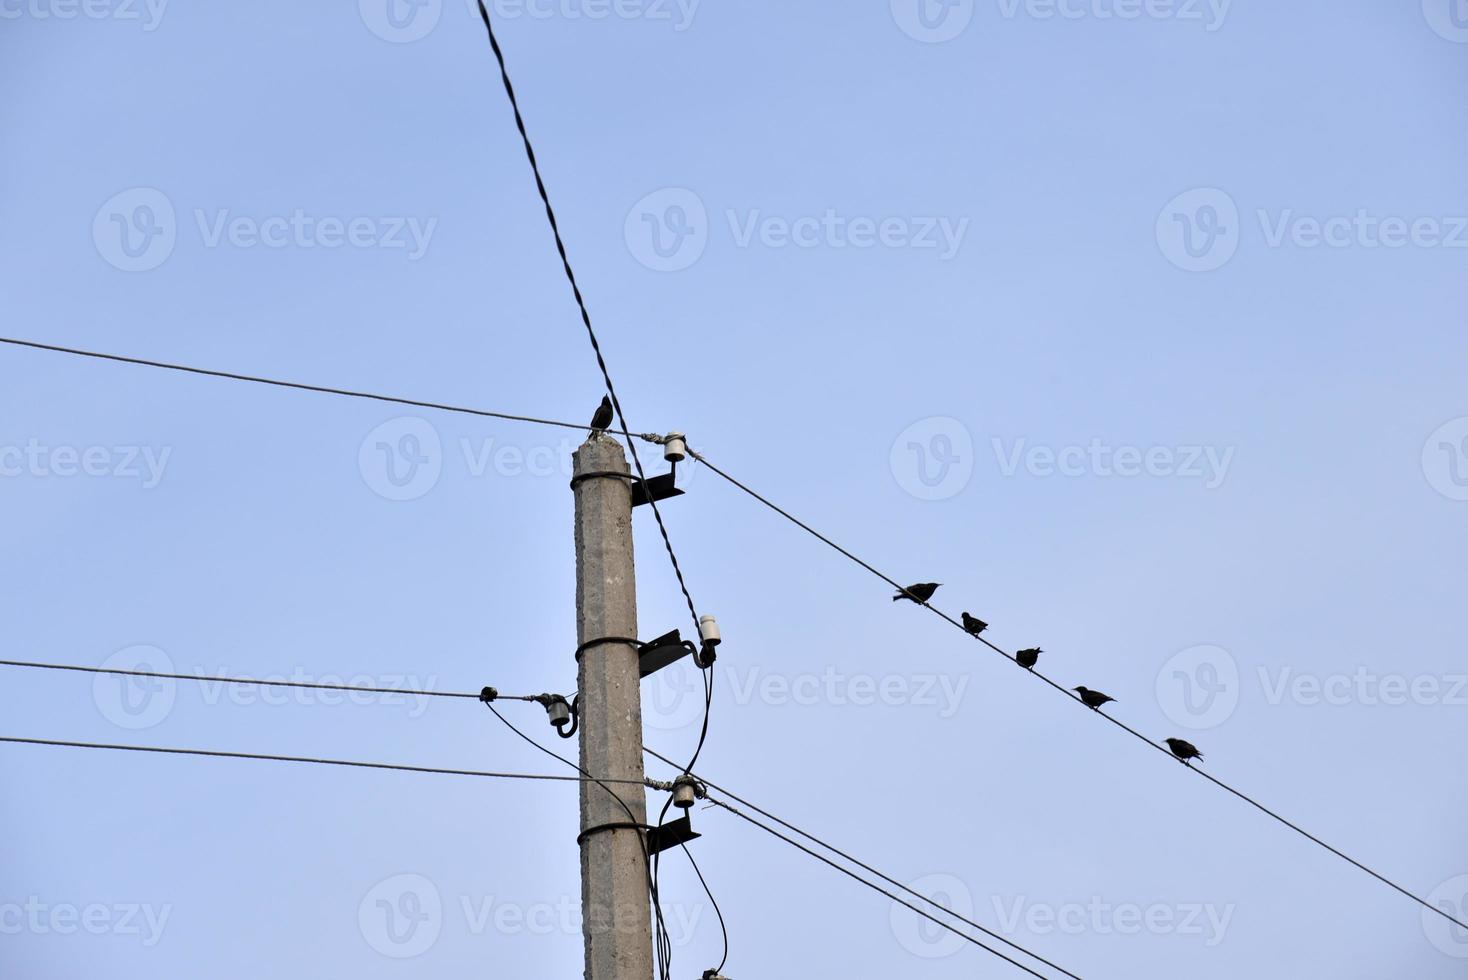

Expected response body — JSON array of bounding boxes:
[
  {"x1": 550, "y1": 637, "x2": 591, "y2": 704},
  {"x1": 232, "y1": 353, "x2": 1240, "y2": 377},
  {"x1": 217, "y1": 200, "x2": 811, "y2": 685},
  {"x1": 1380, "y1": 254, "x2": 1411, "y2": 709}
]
[
  {"x1": 961, "y1": 612, "x2": 988, "y2": 635},
  {"x1": 1016, "y1": 647, "x2": 1041, "y2": 670},
  {"x1": 893, "y1": 583, "x2": 940, "y2": 604},
  {"x1": 589, "y1": 395, "x2": 614, "y2": 436},
  {"x1": 1165, "y1": 737, "x2": 1204, "y2": 764},
  {"x1": 1073, "y1": 686, "x2": 1115, "y2": 710}
]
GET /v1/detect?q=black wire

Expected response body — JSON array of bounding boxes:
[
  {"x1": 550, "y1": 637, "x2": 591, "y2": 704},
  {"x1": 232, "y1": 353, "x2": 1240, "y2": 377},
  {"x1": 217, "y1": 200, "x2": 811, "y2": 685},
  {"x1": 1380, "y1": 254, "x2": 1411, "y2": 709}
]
[
  {"x1": 470, "y1": 0, "x2": 702, "y2": 648},
  {"x1": 679, "y1": 842, "x2": 729, "y2": 976},
  {"x1": 483, "y1": 703, "x2": 675, "y2": 980},
  {"x1": 468, "y1": 17, "x2": 716, "y2": 971},
  {"x1": 0, "y1": 336, "x2": 658, "y2": 442},
  {"x1": 0, "y1": 659, "x2": 529, "y2": 701},
  {"x1": 0, "y1": 735, "x2": 644, "y2": 784},
  {"x1": 702, "y1": 793, "x2": 1054, "y2": 979},
  {"x1": 684, "y1": 447, "x2": 1468, "y2": 934},
  {"x1": 645, "y1": 747, "x2": 1079, "y2": 979}
]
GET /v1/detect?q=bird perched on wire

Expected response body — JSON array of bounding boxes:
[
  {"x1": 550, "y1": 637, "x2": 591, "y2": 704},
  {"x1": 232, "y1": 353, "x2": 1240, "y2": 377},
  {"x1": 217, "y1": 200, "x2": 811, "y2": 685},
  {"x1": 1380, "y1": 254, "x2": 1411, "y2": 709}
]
[
  {"x1": 1073, "y1": 686, "x2": 1115, "y2": 710},
  {"x1": 961, "y1": 612, "x2": 988, "y2": 635},
  {"x1": 893, "y1": 583, "x2": 940, "y2": 604},
  {"x1": 1016, "y1": 647, "x2": 1041, "y2": 670},
  {"x1": 1165, "y1": 737, "x2": 1204, "y2": 765},
  {"x1": 588, "y1": 395, "x2": 614, "y2": 438}
]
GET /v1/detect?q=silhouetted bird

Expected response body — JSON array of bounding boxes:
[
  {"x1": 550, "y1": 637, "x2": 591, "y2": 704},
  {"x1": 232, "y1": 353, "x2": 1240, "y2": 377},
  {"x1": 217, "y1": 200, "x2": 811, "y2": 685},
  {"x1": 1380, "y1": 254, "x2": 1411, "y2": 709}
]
[
  {"x1": 1165, "y1": 737, "x2": 1204, "y2": 764},
  {"x1": 961, "y1": 613, "x2": 988, "y2": 635},
  {"x1": 589, "y1": 395, "x2": 614, "y2": 436},
  {"x1": 1073, "y1": 686, "x2": 1115, "y2": 710},
  {"x1": 1016, "y1": 647, "x2": 1041, "y2": 670},
  {"x1": 893, "y1": 583, "x2": 940, "y2": 604}
]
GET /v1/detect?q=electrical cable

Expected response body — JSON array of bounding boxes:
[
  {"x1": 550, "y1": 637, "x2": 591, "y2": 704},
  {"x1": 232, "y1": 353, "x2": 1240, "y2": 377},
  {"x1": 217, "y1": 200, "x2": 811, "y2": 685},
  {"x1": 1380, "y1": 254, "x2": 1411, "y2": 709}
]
[
  {"x1": 0, "y1": 735, "x2": 643, "y2": 784},
  {"x1": 483, "y1": 702, "x2": 676, "y2": 980},
  {"x1": 0, "y1": 336, "x2": 663, "y2": 443},
  {"x1": 682, "y1": 446, "x2": 1468, "y2": 933},
  {"x1": 644, "y1": 747, "x2": 1080, "y2": 979},
  {"x1": 702, "y1": 791, "x2": 1057, "y2": 979},
  {"x1": 0, "y1": 659, "x2": 524, "y2": 701}
]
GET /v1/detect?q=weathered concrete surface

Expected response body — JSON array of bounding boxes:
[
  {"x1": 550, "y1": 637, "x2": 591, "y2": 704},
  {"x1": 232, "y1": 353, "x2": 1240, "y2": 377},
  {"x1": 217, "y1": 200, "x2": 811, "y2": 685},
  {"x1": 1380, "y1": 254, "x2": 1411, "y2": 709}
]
[{"x1": 573, "y1": 436, "x2": 653, "y2": 980}]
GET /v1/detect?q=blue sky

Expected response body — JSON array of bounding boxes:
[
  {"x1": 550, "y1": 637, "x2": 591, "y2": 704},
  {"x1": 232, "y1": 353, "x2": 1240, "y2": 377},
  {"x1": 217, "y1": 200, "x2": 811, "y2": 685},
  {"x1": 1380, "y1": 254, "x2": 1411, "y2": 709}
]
[{"x1": 3, "y1": 1, "x2": 1467, "y2": 977}]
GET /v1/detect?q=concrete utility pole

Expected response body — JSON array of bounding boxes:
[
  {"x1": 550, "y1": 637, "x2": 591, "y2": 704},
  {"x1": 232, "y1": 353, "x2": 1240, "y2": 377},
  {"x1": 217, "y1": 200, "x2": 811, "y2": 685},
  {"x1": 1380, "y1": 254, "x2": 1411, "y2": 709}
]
[{"x1": 572, "y1": 435, "x2": 654, "y2": 980}]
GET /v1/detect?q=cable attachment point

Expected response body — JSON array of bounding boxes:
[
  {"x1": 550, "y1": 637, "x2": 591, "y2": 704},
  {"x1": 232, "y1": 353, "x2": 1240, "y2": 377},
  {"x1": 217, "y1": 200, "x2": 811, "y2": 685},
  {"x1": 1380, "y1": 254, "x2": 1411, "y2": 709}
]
[
  {"x1": 479, "y1": 687, "x2": 499, "y2": 704},
  {"x1": 672, "y1": 774, "x2": 705, "y2": 810},
  {"x1": 696, "y1": 614, "x2": 722, "y2": 669},
  {"x1": 532, "y1": 694, "x2": 579, "y2": 739}
]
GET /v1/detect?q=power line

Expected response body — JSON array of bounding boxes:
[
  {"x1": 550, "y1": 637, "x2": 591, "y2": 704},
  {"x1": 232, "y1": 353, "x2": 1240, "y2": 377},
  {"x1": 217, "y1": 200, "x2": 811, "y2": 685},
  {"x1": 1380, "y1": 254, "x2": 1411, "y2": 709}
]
[
  {"x1": 0, "y1": 735, "x2": 646, "y2": 784},
  {"x1": 644, "y1": 747, "x2": 1082, "y2": 980},
  {"x1": 0, "y1": 336, "x2": 663, "y2": 443},
  {"x1": 483, "y1": 702, "x2": 681, "y2": 980},
  {"x1": 469, "y1": 15, "x2": 718, "y2": 978},
  {"x1": 683, "y1": 447, "x2": 1468, "y2": 933},
  {"x1": 679, "y1": 842, "x2": 729, "y2": 977},
  {"x1": 470, "y1": 0, "x2": 710, "y2": 763},
  {"x1": 0, "y1": 659, "x2": 539, "y2": 702},
  {"x1": 703, "y1": 792, "x2": 1057, "y2": 979}
]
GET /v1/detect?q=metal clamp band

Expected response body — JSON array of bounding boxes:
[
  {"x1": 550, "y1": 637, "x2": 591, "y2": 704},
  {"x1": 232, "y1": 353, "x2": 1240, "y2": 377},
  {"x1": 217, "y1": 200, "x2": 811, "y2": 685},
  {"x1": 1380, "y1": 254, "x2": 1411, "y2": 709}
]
[
  {"x1": 574, "y1": 636, "x2": 641, "y2": 663},
  {"x1": 576, "y1": 821, "x2": 652, "y2": 846},
  {"x1": 568, "y1": 470, "x2": 639, "y2": 491}
]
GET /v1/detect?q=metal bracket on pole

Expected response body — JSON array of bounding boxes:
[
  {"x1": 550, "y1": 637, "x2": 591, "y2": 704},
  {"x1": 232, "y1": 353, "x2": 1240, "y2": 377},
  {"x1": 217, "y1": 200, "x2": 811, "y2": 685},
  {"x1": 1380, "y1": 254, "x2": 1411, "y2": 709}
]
[
  {"x1": 636, "y1": 629, "x2": 696, "y2": 678},
  {"x1": 569, "y1": 464, "x2": 685, "y2": 509},
  {"x1": 645, "y1": 814, "x2": 701, "y2": 856}
]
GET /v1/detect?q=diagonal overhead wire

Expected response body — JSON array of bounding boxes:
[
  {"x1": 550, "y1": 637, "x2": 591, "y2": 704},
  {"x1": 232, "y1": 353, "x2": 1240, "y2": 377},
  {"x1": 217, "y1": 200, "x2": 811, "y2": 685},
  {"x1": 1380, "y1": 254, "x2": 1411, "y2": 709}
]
[
  {"x1": 0, "y1": 335, "x2": 662, "y2": 442},
  {"x1": 680, "y1": 446, "x2": 1468, "y2": 933},
  {"x1": 645, "y1": 747, "x2": 1083, "y2": 980},
  {"x1": 0, "y1": 735, "x2": 647, "y2": 784}
]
